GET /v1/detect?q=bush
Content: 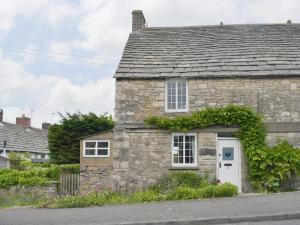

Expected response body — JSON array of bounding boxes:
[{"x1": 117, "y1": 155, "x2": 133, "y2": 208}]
[
  {"x1": 215, "y1": 183, "x2": 238, "y2": 197},
  {"x1": 0, "y1": 164, "x2": 79, "y2": 188},
  {"x1": 8, "y1": 152, "x2": 32, "y2": 170},
  {"x1": 0, "y1": 169, "x2": 48, "y2": 188},
  {"x1": 166, "y1": 187, "x2": 199, "y2": 200},
  {"x1": 150, "y1": 172, "x2": 208, "y2": 193},
  {"x1": 198, "y1": 183, "x2": 238, "y2": 198}
]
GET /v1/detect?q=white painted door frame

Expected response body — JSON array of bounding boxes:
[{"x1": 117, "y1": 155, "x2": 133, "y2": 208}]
[{"x1": 216, "y1": 137, "x2": 242, "y2": 193}]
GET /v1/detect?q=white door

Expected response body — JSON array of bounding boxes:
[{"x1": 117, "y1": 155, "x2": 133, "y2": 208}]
[{"x1": 217, "y1": 139, "x2": 241, "y2": 192}]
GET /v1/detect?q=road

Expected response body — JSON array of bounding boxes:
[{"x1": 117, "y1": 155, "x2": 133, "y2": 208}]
[
  {"x1": 0, "y1": 191, "x2": 300, "y2": 225},
  {"x1": 225, "y1": 220, "x2": 300, "y2": 225}
]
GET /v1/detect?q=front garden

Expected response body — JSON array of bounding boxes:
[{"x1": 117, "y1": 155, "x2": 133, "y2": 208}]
[
  {"x1": 0, "y1": 171, "x2": 237, "y2": 208},
  {"x1": 39, "y1": 172, "x2": 238, "y2": 208}
]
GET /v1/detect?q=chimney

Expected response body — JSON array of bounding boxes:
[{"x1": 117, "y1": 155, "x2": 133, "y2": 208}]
[
  {"x1": 42, "y1": 122, "x2": 51, "y2": 130},
  {"x1": 132, "y1": 10, "x2": 146, "y2": 32},
  {"x1": 0, "y1": 109, "x2": 3, "y2": 122},
  {"x1": 16, "y1": 114, "x2": 31, "y2": 127}
]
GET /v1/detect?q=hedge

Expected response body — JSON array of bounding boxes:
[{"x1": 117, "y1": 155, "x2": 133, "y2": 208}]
[{"x1": 0, "y1": 164, "x2": 79, "y2": 188}]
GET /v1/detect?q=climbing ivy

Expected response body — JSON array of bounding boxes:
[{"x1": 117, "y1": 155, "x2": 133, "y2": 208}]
[{"x1": 145, "y1": 105, "x2": 300, "y2": 192}]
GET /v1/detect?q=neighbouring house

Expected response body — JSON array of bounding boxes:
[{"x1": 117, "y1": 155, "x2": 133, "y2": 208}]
[
  {"x1": 0, "y1": 155, "x2": 10, "y2": 169},
  {"x1": 0, "y1": 110, "x2": 50, "y2": 162},
  {"x1": 80, "y1": 10, "x2": 300, "y2": 193}
]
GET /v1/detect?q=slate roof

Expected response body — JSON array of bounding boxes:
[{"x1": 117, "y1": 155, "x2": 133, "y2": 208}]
[
  {"x1": 0, "y1": 122, "x2": 49, "y2": 154},
  {"x1": 115, "y1": 24, "x2": 300, "y2": 79}
]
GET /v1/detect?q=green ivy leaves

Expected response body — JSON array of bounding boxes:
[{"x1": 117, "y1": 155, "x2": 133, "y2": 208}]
[{"x1": 145, "y1": 105, "x2": 300, "y2": 192}]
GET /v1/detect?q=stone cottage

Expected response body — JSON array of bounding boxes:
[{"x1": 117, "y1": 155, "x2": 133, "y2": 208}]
[{"x1": 80, "y1": 10, "x2": 300, "y2": 193}]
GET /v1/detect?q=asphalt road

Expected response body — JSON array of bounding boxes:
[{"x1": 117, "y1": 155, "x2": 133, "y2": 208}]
[
  {"x1": 0, "y1": 192, "x2": 300, "y2": 225},
  {"x1": 225, "y1": 219, "x2": 300, "y2": 225}
]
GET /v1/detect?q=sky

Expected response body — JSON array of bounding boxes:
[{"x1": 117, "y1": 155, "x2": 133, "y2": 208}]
[{"x1": 0, "y1": 0, "x2": 300, "y2": 128}]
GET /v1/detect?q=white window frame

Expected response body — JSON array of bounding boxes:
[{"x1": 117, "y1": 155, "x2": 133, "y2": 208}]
[
  {"x1": 165, "y1": 79, "x2": 188, "y2": 113},
  {"x1": 83, "y1": 140, "x2": 110, "y2": 158},
  {"x1": 171, "y1": 133, "x2": 197, "y2": 167}
]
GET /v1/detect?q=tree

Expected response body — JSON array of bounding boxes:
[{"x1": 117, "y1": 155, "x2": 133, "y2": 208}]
[{"x1": 48, "y1": 112, "x2": 114, "y2": 164}]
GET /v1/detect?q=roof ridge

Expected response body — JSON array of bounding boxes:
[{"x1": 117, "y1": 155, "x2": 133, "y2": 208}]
[
  {"x1": 144, "y1": 23, "x2": 300, "y2": 30},
  {"x1": 0, "y1": 121, "x2": 47, "y2": 132}
]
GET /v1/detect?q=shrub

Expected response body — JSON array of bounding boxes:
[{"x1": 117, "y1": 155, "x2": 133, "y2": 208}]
[
  {"x1": 198, "y1": 183, "x2": 238, "y2": 198},
  {"x1": 166, "y1": 187, "x2": 199, "y2": 200},
  {"x1": 0, "y1": 169, "x2": 48, "y2": 188},
  {"x1": 8, "y1": 152, "x2": 32, "y2": 170},
  {"x1": 0, "y1": 164, "x2": 79, "y2": 188},
  {"x1": 214, "y1": 183, "x2": 238, "y2": 197},
  {"x1": 150, "y1": 172, "x2": 208, "y2": 193}
]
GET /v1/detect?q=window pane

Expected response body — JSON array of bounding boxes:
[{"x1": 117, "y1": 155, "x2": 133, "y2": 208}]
[
  {"x1": 98, "y1": 141, "x2": 108, "y2": 148},
  {"x1": 177, "y1": 80, "x2": 187, "y2": 110},
  {"x1": 85, "y1": 149, "x2": 95, "y2": 155},
  {"x1": 85, "y1": 142, "x2": 96, "y2": 148},
  {"x1": 97, "y1": 149, "x2": 108, "y2": 156}
]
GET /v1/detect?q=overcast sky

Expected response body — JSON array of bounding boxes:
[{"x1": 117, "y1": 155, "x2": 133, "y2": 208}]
[{"x1": 0, "y1": 0, "x2": 300, "y2": 128}]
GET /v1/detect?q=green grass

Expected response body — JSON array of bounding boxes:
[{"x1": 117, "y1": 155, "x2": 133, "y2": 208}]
[{"x1": 0, "y1": 195, "x2": 44, "y2": 209}]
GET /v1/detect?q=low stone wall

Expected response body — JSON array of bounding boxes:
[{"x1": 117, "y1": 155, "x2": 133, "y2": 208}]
[
  {"x1": 0, "y1": 182, "x2": 58, "y2": 199},
  {"x1": 80, "y1": 165, "x2": 113, "y2": 195}
]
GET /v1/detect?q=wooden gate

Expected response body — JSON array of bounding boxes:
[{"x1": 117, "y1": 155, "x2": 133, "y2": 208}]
[{"x1": 59, "y1": 173, "x2": 80, "y2": 195}]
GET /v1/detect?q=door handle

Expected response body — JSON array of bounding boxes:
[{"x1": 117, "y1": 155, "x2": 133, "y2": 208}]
[{"x1": 219, "y1": 162, "x2": 221, "y2": 168}]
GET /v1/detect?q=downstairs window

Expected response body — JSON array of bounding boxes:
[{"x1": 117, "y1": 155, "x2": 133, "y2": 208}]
[
  {"x1": 83, "y1": 140, "x2": 110, "y2": 157},
  {"x1": 172, "y1": 133, "x2": 197, "y2": 167}
]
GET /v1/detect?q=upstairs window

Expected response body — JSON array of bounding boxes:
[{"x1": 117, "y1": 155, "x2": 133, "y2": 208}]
[
  {"x1": 83, "y1": 140, "x2": 110, "y2": 157},
  {"x1": 165, "y1": 80, "x2": 188, "y2": 112}
]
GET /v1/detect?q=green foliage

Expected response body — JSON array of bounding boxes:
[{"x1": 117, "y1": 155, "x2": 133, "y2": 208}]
[
  {"x1": 48, "y1": 112, "x2": 114, "y2": 164},
  {"x1": 150, "y1": 172, "x2": 208, "y2": 193},
  {"x1": 0, "y1": 164, "x2": 79, "y2": 188},
  {"x1": 40, "y1": 173, "x2": 238, "y2": 208},
  {"x1": 166, "y1": 186, "x2": 198, "y2": 200},
  {"x1": 0, "y1": 169, "x2": 48, "y2": 188},
  {"x1": 130, "y1": 190, "x2": 163, "y2": 202},
  {"x1": 145, "y1": 105, "x2": 300, "y2": 192},
  {"x1": 8, "y1": 152, "x2": 32, "y2": 170}
]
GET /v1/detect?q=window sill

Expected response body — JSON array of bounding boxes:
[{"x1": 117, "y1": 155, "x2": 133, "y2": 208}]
[{"x1": 169, "y1": 167, "x2": 199, "y2": 170}]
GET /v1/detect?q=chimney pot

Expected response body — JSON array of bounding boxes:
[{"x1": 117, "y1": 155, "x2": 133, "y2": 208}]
[
  {"x1": 132, "y1": 10, "x2": 146, "y2": 32},
  {"x1": 16, "y1": 114, "x2": 31, "y2": 127},
  {"x1": 42, "y1": 122, "x2": 51, "y2": 130},
  {"x1": 0, "y1": 109, "x2": 3, "y2": 122}
]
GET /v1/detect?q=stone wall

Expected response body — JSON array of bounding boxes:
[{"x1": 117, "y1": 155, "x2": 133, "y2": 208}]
[
  {"x1": 112, "y1": 129, "x2": 219, "y2": 191},
  {"x1": 115, "y1": 78, "x2": 300, "y2": 123},
  {"x1": 0, "y1": 183, "x2": 57, "y2": 199},
  {"x1": 80, "y1": 165, "x2": 113, "y2": 194},
  {"x1": 267, "y1": 132, "x2": 300, "y2": 147}
]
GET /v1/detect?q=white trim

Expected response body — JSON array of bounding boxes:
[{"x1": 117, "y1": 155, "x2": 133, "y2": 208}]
[
  {"x1": 83, "y1": 140, "x2": 110, "y2": 158},
  {"x1": 216, "y1": 137, "x2": 242, "y2": 193},
  {"x1": 171, "y1": 133, "x2": 197, "y2": 167},
  {"x1": 165, "y1": 79, "x2": 189, "y2": 113}
]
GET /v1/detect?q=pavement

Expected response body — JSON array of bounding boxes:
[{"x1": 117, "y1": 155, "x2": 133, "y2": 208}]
[{"x1": 0, "y1": 191, "x2": 300, "y2": 225}]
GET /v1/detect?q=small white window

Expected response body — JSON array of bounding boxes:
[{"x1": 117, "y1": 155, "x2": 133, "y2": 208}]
[
  {"x1": 172, "y1": 133, "x2": 197, "y2": 167},
  {"x1": 83, "y1": 140, "x2": 110, "y2": 157},
  {"x1": 165, "y1": 80, "x2": 188, "y2": 112}
]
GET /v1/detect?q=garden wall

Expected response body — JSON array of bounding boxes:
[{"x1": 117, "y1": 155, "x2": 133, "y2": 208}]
[{"x1": 0, "y1": 182, "x2": 58, "y2": 199}]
